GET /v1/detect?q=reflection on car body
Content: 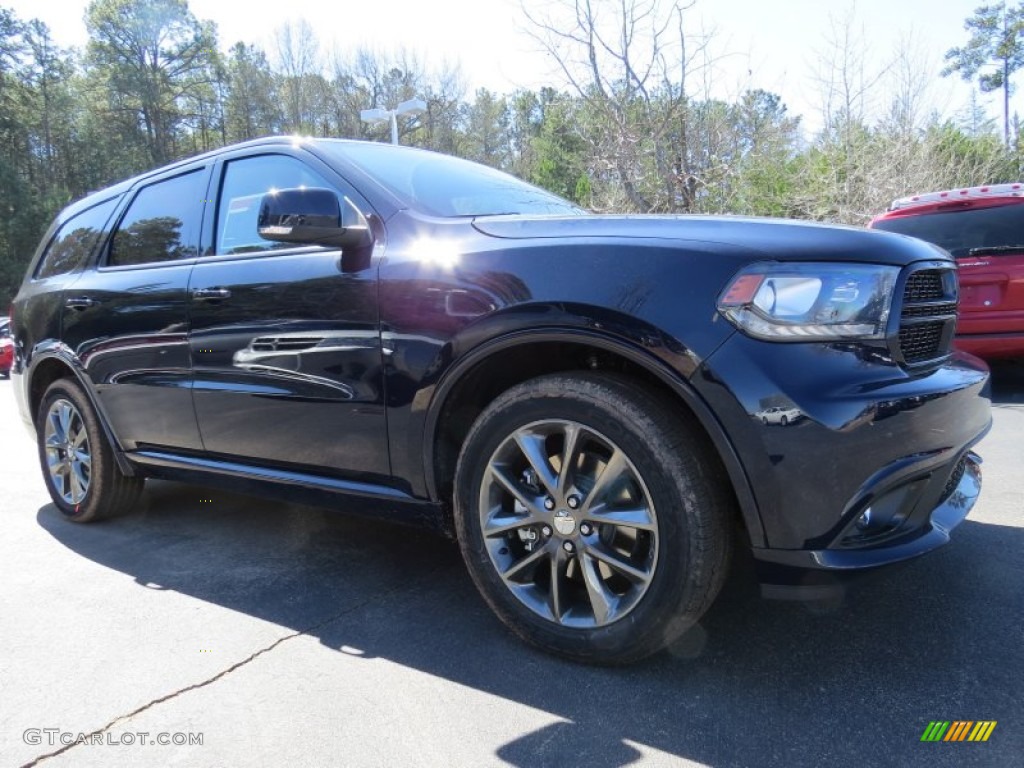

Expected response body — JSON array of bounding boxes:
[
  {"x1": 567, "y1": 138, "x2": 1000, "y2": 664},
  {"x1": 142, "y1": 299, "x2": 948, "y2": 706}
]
[{"x1": 755, "y1": 405, "x2": 804, "y2": 425}]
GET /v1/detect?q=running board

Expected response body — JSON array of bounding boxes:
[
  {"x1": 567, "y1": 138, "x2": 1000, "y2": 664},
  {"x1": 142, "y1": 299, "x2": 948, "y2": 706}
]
[{"x1": 127, "y1": 450, "x2": 448, "y2": 534}]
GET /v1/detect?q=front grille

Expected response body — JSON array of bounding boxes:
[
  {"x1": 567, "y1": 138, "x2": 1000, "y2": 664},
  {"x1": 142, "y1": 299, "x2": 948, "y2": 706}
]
[
  {"x1": 899, "y1": 322, "x2": 945, "y2": 362},
  {"x1": 895, "y1": 267, "x2": 957, "y2": 366}
]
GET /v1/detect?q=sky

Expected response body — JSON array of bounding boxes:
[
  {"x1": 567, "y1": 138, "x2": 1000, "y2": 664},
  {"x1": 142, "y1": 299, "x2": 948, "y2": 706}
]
[{"x1": 3, "y1": 0, "x2": 1007, "y2": 136}]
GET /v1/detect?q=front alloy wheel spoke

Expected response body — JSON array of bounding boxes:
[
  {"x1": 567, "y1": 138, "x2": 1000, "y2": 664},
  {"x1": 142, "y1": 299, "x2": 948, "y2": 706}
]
[
  {"x1": 583, "y1": 449, "x2": 627, "y2": 512},
  {"x1": 584, "y1": 541, "x2": 651, "y2": 585},
  {"x1": 490, "y1": 465, "x2": 540, "y2": 513},
  {"x1": 483, "y1": 505, "x2": 541, "y2": 538},
  {"x1": 513, "y1": 432, "x2": 559, "y2": 498},
  {"x1": 501, "y1": 543, "x2": 550, "y2": 583},
  {"x1": 579, "y1": 552, "x2": 616, "y2": 624},
  {"x1": 556, "y1": 424, "x2": 582, "y2": 495},
  {"x1": 547, "y1": 547, "x2": 569, "y2": 621},
  {"x1": 586, "y1": 503, "x2": 656, "y2": 531}
]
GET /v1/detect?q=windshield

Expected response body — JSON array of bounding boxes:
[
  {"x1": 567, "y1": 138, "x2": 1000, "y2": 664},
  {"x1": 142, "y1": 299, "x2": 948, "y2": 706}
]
[
  {"x1": 313, "y1": 140, "x2": 585, "y2": 218},
  {"x1": 873, "y1": 201, "x2": 1024, "y2": 257}
]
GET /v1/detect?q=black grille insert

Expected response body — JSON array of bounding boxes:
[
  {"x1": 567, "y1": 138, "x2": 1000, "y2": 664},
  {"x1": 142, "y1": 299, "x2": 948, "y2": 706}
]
[
  {"x1": 898, "y1": 322, "x2": 945, "y2": 362},
  {"x1": 903, "y1": 271, "x2": 944, "y2": 302},
  {"x1": 901, "y1": 301, "x2": 958, "y2": 318},
  {"x1": 896, "y1": 268, "x2": 956, "y2": 365}
]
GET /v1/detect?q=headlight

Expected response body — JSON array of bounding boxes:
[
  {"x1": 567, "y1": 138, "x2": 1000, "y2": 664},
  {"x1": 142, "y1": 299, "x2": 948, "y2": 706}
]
[{"x1": 717, "y1": 263, "x2": 899, "y2": 341}]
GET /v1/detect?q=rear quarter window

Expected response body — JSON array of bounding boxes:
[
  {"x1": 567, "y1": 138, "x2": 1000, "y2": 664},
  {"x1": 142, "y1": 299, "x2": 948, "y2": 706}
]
[{"x1": 35, "y1": 196, "x2": 121, "y2": 279}]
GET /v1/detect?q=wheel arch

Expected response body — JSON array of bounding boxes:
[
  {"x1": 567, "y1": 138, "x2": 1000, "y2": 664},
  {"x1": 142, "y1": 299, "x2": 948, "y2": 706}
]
[
  {"x1": 423, "y1": 328, "x2": 764, "y2": 547},
  {"x1": 26, "y1": 348, "x2": 136, "y2": 477}
]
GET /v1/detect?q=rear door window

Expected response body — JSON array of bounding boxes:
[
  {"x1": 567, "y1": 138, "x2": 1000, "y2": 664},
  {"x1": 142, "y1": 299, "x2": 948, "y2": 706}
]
[{"x1": 107, "y1": 170, "x2": 206, "y2": 267}]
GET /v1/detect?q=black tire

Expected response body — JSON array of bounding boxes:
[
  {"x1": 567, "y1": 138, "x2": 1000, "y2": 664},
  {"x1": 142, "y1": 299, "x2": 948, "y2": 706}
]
[
  {"x1": 454, "y1": 372, "x2": 732, "y2": 664},
  {"x1": 37, "y1": 378, "x2": 144, "y2": 522},
  {"x1": 781, "y1": 415, "x2": 788, "y2": 426}
]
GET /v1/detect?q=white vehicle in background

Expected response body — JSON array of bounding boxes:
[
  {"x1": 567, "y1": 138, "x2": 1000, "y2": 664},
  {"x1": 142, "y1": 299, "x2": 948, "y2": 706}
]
[{"x1": 757, "y1": 406, "x2": 803, "y2": 426}]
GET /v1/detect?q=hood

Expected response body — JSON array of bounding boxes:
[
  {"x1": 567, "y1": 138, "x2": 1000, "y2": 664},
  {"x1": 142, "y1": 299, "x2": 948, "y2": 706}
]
[{"x1": 472, "y1": 214, "x2": 952, "y2": 266}]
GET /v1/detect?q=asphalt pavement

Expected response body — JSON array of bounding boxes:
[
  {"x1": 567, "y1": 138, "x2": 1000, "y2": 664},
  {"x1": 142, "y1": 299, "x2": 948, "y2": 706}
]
[{"x1": 1, "y1": 363, "x2": 1022, "y2": 768}]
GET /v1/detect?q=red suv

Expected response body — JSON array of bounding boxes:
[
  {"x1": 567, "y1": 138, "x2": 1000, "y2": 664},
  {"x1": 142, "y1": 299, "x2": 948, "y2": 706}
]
[
  {"x1": 871, "y1": 184, "x2": 1024, "y2": 359},
  {"x1": 0, "y1": 316, "x2": 13, "y2": 377}
]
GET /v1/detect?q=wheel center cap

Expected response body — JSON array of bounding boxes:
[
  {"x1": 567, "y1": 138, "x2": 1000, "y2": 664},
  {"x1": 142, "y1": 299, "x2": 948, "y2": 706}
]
[{"x1": 553, "y1": 509, "x2": 576, "y2": 536}]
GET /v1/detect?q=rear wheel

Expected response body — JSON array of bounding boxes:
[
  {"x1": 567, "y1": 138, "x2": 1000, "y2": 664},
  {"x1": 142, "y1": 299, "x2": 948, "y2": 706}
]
[
  {"x1": 454, "y1": 372, "x2": 732, "y2": 664},
  {"x1": 37, "y1": 378, "x2": 144, "y2": 522}
]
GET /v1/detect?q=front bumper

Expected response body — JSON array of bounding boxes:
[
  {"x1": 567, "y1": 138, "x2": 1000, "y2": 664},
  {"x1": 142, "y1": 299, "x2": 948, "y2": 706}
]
[
  {"x1": 694, "y1": 336, "x2": 991, "y2": 598},
  {"x1": 753, "y1": 451, "x2": 982, "y2": 599}
]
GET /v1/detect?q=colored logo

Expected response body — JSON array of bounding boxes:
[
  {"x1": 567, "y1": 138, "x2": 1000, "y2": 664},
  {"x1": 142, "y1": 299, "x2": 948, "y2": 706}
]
[{"x1": 920, "y1": 721, "x2": 997, "y2": 742}]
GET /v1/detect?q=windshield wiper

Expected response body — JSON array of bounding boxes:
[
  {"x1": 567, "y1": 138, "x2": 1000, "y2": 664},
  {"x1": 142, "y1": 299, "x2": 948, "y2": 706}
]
[{"x1": 967, "y1": 245, "x2": 1024, "y2": 256}]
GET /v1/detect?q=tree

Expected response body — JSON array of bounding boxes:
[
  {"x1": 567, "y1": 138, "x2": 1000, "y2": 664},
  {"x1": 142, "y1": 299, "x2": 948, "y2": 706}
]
[
  {"x1": 461, "y1": 88, "x2": 510, "y2": 167},
  {"x1": 521, "y1": 0, "x2": 718, "y2": 213},
  {"x1": 273, "y1": 19, "x2": 319, "y2": 133},
  {"x1": 85, "y1": 0, "x2": 220, "y2": 164},
  {"x1": 529, "y1": 91, "x2": 589, "y2": 203},
  {"x1": 943, "y1": 3, "x2": 1024, "y2": 147},
  {"x1": 223, "y1": 42, "x2": 281, "y2": 141}
]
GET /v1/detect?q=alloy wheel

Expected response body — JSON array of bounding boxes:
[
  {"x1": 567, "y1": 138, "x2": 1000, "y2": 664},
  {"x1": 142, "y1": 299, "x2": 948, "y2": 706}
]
[
  {"x1": 44, "y1": 398, "x2": 92, "y2": 506},
  {"x1": 478, "y1": 419, "x2": 659, "y2": 628}
]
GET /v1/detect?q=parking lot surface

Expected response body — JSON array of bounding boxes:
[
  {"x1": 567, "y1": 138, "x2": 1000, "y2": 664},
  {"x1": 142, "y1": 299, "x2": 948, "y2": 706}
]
[{"x1": 1, "y1": 364, "x2": 1022, "y2": 767}]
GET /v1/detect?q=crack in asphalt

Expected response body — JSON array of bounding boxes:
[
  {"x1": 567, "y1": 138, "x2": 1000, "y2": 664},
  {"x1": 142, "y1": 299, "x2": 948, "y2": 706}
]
[{"x1": 19, "y1": 568, "x2": 451, "y2": 767}]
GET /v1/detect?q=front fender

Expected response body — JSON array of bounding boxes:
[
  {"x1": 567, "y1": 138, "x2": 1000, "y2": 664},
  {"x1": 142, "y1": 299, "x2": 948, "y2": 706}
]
[{"x1": 412, "y1": 320, "x2": 764, "y2": 547}]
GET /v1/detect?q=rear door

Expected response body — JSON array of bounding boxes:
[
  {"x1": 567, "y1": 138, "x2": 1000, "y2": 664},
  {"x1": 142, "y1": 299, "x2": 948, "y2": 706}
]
[
  {"x1": 187, "y1": 150, "x2": 389, "y2": 483},
  {"x1": 61, "y1": 166, "x2": 210, "y2": 451}
]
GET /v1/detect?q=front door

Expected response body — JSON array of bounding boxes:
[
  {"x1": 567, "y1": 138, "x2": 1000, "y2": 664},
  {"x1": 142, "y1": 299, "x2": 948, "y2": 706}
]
[{"x1": 187, "y1": 152, "x2": 388, "y2": 483}]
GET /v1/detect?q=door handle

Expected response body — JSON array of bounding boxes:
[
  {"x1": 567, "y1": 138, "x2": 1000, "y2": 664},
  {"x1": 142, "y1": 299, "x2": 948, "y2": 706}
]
[
  {"x1": 191, "y1": 287, "x2": 232, "y2": 301},
  {"x1": 65, "y1": 296, "x2": 99, "y2": 310}
]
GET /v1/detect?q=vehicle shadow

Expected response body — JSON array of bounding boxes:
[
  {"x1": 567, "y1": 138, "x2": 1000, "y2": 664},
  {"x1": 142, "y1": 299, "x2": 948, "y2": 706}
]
[{"x1": 36, "y1": 479, "x2": 1022, "y2": 767}]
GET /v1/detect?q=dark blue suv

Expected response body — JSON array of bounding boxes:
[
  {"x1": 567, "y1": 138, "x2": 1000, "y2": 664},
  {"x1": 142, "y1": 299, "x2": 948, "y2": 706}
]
[{"x1": 9, "y1": 138, "x2": 991, "y2": 663}]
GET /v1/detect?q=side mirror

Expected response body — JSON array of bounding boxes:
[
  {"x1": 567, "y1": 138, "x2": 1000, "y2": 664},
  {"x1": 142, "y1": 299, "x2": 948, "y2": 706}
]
[{"x1": 257, "y1": 188, "x2": 370, "y2": 249}]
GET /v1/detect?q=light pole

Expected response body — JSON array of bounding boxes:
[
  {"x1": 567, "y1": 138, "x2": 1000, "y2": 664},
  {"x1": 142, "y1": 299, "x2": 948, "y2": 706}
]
[{"x1": 360, "y1": 98, "x2": 427, "y2": 145}]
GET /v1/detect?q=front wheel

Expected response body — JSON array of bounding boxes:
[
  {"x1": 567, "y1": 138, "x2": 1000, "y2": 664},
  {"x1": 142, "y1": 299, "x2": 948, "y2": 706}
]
[
  {"x1": 37, "y1": 378, "x2": 144, "y2": 522},
  {"x1": 454, "y1": 372, "x2": 732, "y2": 664}
]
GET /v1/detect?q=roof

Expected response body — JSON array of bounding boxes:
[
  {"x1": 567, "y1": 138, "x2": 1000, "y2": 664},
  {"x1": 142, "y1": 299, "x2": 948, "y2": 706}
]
[{"x1": 888, "y1": 183, "x2": 1024, "y2": 212}]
